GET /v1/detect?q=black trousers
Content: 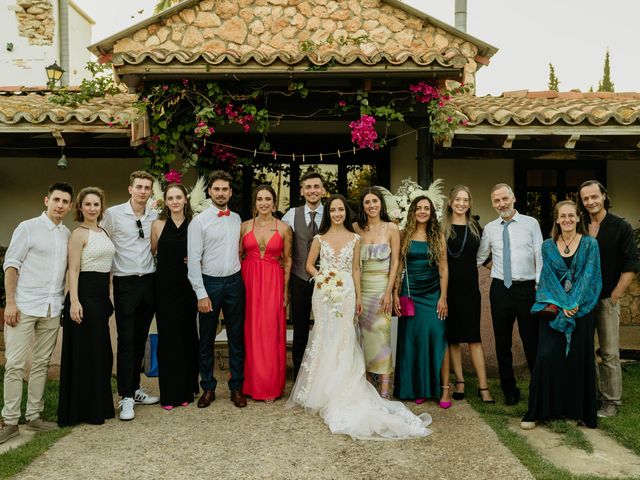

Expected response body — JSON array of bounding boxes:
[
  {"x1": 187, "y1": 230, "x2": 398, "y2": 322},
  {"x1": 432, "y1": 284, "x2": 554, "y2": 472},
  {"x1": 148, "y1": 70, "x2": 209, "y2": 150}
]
[
  {"x1": 489, "y1": 279, "x2": 539, "y2": 396},
  {"x1": 113, "y1": 274, "x2": 156, "y2": 398},
  {"x1": 290, "y1": 274, "x2": 314, "y2": 379}
]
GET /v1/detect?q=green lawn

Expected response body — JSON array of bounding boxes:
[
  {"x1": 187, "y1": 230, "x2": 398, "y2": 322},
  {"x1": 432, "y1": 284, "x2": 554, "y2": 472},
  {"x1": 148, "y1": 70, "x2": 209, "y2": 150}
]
[
  {"x1": 0, "y1": 367, "x2": 71, "y2": 480},
  {"x1": 464, "y1": 362, "x2": 640, "y2": 480}
]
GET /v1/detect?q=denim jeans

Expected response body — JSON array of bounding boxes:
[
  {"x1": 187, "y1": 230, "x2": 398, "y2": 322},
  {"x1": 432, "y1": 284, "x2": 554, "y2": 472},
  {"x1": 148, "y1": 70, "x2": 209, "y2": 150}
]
[
  {"x1": 595, "y1": 298, "x2": 622, "y2": 405},
  {"x1": 198, "y1": 272, "x2": 245, "y2": 392}
]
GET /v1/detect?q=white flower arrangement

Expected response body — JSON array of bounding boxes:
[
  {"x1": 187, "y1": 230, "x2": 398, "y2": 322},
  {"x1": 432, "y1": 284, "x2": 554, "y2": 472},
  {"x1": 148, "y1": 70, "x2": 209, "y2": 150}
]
[
  {"x1": 376, "y1": 178, "x2": 446, "y2": 229},
  {"x1": 315, "y1": 270, "x2": 348, "y2": 317},
  {"x1": 147, "y1": 176, "x2": 212, "y2": 215}
]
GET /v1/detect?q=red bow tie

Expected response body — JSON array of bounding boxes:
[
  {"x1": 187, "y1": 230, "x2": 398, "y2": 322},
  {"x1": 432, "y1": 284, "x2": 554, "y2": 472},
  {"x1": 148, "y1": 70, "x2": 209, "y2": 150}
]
[{"x1": 217, "y1": 209, "x2": 231, "y2": 217}]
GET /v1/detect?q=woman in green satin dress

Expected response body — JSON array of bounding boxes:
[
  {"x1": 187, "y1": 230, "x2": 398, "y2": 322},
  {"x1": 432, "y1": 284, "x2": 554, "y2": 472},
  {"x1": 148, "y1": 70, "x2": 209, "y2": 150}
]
[
  {"x1": 354, "y1": 187, "x2": 401, "y2": 399},
  {"x1": 393, "y1": 195, "x2": 451, "y2": 408}
]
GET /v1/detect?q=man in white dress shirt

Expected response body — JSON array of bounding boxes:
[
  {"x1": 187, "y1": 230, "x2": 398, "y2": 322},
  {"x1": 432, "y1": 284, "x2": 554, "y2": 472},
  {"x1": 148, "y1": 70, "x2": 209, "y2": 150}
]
[
  {"x1": 102, "y1": 171, "x2": 159, "y2": 421},
  {"x1": 1, "y1": 183, "x2": 73, "y2": 444},
  {"x1": 477, "y1": 183, "x2": 542, "y2": 406},
  {"x1": 188, "y1": 170, "x2": 247, "y2": 408},
  {"x1": 282, "y1": 172, "x2": 325, "y2": 379}
]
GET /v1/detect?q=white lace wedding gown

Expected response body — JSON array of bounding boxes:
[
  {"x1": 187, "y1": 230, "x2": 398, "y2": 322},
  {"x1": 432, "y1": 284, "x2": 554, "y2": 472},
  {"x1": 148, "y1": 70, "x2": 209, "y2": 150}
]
[{"x1": 286, "y1": 234, "x2": 432, "y2": 440}]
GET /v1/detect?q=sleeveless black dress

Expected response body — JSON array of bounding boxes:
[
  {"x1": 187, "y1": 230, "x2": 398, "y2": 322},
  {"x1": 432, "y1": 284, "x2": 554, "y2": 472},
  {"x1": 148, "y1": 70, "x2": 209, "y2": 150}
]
[
  {"x1": 446, "y1": 223, "x2": 482, "y2": 344},
  {"x1": 156, "y1": 218, "x2": 199, "y2": 407}
]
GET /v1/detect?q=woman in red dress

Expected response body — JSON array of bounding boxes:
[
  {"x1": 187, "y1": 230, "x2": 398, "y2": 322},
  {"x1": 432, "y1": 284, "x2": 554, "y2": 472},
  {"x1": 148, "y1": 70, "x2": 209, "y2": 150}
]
[{"x1": 241, "y1": 184, "x2": 292, "y2": 401}]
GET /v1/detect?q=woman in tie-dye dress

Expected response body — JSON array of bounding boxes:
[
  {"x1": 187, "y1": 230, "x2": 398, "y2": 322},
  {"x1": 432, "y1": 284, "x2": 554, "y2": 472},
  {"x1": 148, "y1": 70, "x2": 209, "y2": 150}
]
[{"x1": 353, "y1": 187, "x2": 401, "y2": 399}]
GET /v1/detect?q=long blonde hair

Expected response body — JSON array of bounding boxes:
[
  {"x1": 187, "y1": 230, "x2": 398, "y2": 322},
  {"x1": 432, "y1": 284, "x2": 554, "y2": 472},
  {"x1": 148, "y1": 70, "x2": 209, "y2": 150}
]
[
  {"x1": 442, "y1": 184, "x2": 481, "y2": 241},
  {"x1": 400, "y1": 195, "x2": 442, "y2": 265}
]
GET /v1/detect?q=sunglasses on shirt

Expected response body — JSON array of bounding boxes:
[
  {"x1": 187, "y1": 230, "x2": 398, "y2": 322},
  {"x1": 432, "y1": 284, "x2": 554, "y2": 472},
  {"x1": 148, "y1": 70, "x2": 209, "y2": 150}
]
[{"x1": 136, "y1": 219, "x2": 144, "y2": 238}]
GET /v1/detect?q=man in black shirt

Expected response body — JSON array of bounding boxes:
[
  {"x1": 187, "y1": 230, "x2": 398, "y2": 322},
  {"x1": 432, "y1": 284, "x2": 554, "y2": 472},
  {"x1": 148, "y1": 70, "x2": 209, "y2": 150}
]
[{"x1": 578, "y1": 180, "x2": 640, "y2": 418}]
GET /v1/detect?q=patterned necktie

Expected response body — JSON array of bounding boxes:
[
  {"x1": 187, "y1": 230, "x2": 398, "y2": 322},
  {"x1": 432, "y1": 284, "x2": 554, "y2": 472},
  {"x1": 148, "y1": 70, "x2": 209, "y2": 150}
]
[
  {"x1": 502, "y1": 220, "x2": 513, "y2": 288},
  {"x1": 309, "y1": 211, "x2": 318, "y2": 235}
]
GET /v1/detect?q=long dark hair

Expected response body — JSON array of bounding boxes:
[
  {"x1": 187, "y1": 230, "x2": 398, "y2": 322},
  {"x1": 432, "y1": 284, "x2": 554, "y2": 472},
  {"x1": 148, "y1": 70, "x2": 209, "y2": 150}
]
[
  {"x1": 356, "y1": 187, "x2": 391, "y2": 230},
  {"x1": 577, "y1": 179, "x2": 611, "y2": 224},
  {"x1": 319, "y1": 194, "x2": 355, "y2": 234},
  {"x1": 159, "y1": 183, "x2": 193, "y2": 221}
]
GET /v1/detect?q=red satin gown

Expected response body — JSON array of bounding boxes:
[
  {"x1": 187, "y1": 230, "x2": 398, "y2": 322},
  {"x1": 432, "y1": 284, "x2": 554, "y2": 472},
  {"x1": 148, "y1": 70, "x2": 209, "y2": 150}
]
[{"x1": 242, "y1": 220, "x2": 286, "y2": 400}]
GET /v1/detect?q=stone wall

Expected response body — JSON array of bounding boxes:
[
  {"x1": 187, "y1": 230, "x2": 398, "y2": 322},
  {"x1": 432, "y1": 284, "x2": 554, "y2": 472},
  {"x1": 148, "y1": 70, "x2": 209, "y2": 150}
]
[
  {"x1": 14, "y1": 0, "x2": 55, "y2": 46},
  {"x1": 114, "y1": 0, "x2": 479, "y2": 85},
  {"x1": 621, "y1": 276, "x2": 640, "y2": 326}
]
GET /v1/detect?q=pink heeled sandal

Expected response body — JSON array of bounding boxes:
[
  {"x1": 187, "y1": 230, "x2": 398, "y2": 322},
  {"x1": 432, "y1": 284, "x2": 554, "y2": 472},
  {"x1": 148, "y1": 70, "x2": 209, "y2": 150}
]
[{"x1": 439, "y1": 385, "x2": 452, "y2": 409}]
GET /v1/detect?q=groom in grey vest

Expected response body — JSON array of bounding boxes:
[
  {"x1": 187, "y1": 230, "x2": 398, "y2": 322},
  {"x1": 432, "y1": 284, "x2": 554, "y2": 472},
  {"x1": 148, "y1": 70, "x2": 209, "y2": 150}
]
[{"x1": 282, "y1": 172, "x2": 325, "y2": 379}]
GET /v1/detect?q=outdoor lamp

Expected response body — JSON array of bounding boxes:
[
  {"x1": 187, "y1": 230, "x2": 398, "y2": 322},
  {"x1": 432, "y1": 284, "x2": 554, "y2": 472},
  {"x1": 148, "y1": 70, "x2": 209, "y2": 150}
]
[
  {"x1": 57, "y1": 152, "x2": 68, "y2": 169},
  {"x1": 45, "y1": 61, "x2": 64, "y2": 88}
]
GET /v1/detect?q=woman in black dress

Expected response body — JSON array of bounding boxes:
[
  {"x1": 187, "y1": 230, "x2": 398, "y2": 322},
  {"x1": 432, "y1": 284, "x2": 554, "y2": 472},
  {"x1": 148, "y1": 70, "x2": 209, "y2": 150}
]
[
  {"x1": 151, "y1": 183, "x2": 198, "y2": 410},
  {"x1": 441, "y1": 185, "x2": 494, "y2": 403},
  {"x1": 521, "y1": 200, "x2": 601, "y2": 429},
  {"x1": 59, "y1": 187, "x2": 116, "y2": 426}
]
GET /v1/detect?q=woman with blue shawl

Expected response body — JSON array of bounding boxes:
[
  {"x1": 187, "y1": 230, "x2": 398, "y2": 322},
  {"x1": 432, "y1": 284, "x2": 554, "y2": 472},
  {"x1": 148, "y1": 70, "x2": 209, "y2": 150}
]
[{"x1": 521, "y1": 200, "x2": 601, "y2": 429}]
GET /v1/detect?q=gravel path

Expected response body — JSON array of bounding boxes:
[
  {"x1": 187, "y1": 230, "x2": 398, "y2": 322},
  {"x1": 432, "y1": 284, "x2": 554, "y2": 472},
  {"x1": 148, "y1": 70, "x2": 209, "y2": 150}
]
[{"x1": 16, "y1": 380, "x2": 532, "y2": 480}]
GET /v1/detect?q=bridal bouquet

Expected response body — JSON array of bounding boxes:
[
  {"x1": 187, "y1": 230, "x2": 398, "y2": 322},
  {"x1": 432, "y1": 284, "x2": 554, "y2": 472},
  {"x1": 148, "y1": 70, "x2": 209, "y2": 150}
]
[{"x1": 315, "y1": 270, "x2": 347, "y2": 317}]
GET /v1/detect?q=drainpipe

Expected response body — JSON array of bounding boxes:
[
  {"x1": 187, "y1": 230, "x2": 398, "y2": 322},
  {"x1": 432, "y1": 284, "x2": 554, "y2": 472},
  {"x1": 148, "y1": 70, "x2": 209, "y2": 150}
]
[
  {"x1": 455, "y1": 0, "x2": 467, "y2": 32},
  {"x1": 58, "y1": 0, "x2": 69, "y2": 86}
]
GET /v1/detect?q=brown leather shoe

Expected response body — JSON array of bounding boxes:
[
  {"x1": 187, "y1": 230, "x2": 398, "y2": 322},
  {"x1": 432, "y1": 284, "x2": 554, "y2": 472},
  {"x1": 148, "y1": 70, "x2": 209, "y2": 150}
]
[
  {"x1": 197, "y1": 390, "x2": 215, "y2": 408},
  {"x1": 230, "y1": 390, "x2": 247, "y2": 408}
]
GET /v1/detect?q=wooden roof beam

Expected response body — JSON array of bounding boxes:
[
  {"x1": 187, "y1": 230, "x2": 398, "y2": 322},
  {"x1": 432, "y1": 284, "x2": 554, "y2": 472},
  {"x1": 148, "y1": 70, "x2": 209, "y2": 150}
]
[
  {"x1": 565, "y1": 134, "x2": 580, "y2": 149},
  {"x1": 502, "y1": 134, "x2": 516, "y2": 149}
]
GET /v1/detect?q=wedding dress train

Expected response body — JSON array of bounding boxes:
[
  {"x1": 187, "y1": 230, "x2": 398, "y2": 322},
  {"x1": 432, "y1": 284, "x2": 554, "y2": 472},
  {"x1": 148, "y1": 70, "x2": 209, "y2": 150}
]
[{"x1": 286, "y1": 234, "x2": 432, "y2": 440}]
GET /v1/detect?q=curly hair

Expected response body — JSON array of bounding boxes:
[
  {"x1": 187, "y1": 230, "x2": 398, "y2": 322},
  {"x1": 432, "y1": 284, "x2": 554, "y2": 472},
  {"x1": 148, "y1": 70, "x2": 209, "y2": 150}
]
[{"x1": 400, "y1": 195, "x2": 442, "y2": 265}]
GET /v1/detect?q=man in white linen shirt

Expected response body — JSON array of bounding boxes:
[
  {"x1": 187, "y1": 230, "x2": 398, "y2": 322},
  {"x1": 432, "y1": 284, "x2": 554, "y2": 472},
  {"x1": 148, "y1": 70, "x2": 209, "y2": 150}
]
[
  {"x1": 477, "y1": 183, "x2": 542, "y2": 406},
  {"x1": 281, "y1": 171, "x2": 325, "y2": 380},
  {"x1": 188, "y1": 170, "x2": 247, "y2": 408},
  {"x1": 1, "y1": 183, "x2": 73, "y2": 444},
  {"x1": 102, "y1": 171, "x2": 159, "y2": 421}
]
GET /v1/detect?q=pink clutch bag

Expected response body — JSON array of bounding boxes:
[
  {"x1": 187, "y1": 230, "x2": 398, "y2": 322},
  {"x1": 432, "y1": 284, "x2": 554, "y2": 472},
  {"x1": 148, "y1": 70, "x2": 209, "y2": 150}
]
[{"x1": 399, "y1": 296, "x2": 415, "y2": 317}]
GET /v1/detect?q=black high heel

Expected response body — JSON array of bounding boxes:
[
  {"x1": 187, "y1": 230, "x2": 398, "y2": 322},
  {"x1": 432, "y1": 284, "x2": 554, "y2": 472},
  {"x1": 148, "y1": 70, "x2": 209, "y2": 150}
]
[
  {"x1": 478, "y1": 387, "x2": 495, "y2": 404},
  {"x1": 452, "y1": 381, "x2": 465, "y2": 400}
]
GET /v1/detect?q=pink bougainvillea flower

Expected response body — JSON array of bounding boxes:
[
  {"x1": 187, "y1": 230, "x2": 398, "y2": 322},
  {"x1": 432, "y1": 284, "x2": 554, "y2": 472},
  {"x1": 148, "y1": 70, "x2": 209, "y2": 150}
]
[
  {"x1": 162, "y1": 84, "x2": 169, "y2": 91},
  {"x1": 338, "y1": 100, "x2": 346, "y2": 107},
  {"x1": 349, "y1": 114, "x2": 378, "y2": 150},
  {"x1": 182, "y1": 79, "x2": 189, "y2": 87},
  {"x1": 164, "y1": 169, "x2": 183, "y2": 184}
]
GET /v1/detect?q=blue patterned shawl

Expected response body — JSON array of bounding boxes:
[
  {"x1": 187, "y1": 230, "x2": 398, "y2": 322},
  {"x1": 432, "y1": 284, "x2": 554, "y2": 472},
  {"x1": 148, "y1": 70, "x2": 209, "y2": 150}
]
[{"x1": 531, "y1": 236, "x2": 602, "y2": 354}]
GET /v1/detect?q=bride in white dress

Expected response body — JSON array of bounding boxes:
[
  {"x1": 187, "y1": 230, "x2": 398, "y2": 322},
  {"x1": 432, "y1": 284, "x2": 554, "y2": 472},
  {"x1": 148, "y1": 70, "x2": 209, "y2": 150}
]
[{"x1": 286, "y1": 194, "x2": 432, "y2": 440}]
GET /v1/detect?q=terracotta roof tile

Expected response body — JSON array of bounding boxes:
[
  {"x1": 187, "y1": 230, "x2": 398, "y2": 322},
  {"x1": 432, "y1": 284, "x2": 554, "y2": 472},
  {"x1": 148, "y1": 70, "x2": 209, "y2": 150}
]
[
  {"x1": 453, "y1": 91, "x2": 640, "y2": 127},
  {"x1": 0, "y1": 91, "x2": 140, "y2": 127}
]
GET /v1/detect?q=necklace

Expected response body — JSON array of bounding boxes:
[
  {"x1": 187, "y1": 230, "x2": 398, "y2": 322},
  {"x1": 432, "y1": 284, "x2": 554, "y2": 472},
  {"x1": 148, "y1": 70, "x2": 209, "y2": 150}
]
[
  {"x1": 447, "y1": 224, "x2": 468, "y2": 258},
  {"x1": 561, "y1": 233, "x2": 577, "y2": 254}
]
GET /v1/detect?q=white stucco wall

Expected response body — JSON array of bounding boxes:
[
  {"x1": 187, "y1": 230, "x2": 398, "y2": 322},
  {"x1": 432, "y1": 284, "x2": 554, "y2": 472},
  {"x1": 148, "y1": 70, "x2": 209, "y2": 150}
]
[
  {"x1": 67, "y1": 2, "x2": 94, "y2": 85},
  {"x1": 0, "y1": 0, "x2": 92, "y2": 87},
  {"x1": 607, "y1": 160, "x2": 640, "y2": 229},
  {"x1": 0, "y1": 156, "x2": 147, "y2": 245}
]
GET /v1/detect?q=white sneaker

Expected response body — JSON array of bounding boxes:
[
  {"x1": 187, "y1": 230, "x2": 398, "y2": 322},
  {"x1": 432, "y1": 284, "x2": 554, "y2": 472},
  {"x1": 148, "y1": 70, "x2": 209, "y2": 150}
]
[
  {"x1": 118, "y1": 397, "x2": 135, "y2": 421},
  {"x1": 134, "y1": 388, "x2": 159, "y2": 405}
]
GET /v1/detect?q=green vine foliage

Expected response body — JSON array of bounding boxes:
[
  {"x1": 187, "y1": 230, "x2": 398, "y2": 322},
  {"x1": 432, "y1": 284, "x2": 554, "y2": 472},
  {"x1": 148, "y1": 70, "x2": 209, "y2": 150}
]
[
  {"x1": 47, "y1": 60, "x2": 471, "y2": 176},
  {"x1": 49, "y1": 62, "x2": 124, "y2": 107}
]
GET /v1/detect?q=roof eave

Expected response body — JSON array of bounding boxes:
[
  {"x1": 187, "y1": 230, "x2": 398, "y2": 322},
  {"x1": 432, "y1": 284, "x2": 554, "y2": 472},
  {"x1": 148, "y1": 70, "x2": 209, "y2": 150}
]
[
  {"x1": 383, "y1": 0, "x2": 498, "y2": 59},
  {"x1": 89, "y1": 0, "x2": 201, "y2": 56}
]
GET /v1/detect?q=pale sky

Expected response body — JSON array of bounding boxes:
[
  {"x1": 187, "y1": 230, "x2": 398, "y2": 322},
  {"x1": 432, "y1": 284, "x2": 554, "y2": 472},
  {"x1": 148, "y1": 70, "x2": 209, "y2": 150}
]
[{"x1": 75, "y1": 0, "x2": 640, "y2": 96}]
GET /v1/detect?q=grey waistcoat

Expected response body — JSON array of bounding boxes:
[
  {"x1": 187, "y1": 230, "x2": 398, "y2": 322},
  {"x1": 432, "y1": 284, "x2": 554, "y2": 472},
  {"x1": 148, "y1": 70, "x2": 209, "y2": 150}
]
[{"x1": 292, "y1": 205, "x2": 317, "y2": 281}]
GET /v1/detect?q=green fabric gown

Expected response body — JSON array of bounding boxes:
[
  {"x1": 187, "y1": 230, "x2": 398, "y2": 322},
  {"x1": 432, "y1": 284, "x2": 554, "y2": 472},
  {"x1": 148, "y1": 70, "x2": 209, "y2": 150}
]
[{"x1": 394, "y1": 240, "x2": 446, "y2": 400}]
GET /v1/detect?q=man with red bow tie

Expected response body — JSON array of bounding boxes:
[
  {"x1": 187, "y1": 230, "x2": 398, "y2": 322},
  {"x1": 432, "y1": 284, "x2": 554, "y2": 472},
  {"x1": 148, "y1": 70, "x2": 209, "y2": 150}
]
[{"x1": 188, "y1": 170, "x2": 246, "y2": 408}]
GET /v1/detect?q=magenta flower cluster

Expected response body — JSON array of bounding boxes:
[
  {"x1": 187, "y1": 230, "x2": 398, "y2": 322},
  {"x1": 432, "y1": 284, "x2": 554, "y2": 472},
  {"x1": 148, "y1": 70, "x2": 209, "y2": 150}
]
[
  {"x1": 214, "y1": 103, "x2": 254, "y2": 133},
  {"x1": 409, "y1": 82, "x2": 441, "y2": 104},
  {"x1": 349, "y1": 115, "x2": 378, "y2": 150},
  {"x1": 164, "y1": 169, "x2": 182, "y2": 184},
  {"x1": 194, "y1": 119, "x2": 215, "y2": 138},
  {"x1": 212, "y1": 144, "x2": 238, "y2": 165}
]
